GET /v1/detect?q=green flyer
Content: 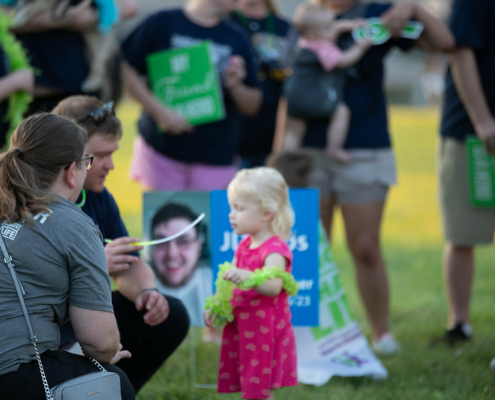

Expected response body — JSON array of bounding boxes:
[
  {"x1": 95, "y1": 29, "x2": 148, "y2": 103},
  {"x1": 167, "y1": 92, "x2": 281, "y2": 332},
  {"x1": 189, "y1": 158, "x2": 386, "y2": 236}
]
[
  {"x1": 352, "y1": 18, "x2": 424, "y2": 45},
  {"x1": 467, "y1": 137, "x2": 495, "y2": 208},
  {"x1": 146, "y1": 41, "x2": 225, "y2": 127}
]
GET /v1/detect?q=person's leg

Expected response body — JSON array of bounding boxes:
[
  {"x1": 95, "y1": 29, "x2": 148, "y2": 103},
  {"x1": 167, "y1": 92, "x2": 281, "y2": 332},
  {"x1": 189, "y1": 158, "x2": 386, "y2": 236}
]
[
  {"x1": 340, "y1": 200, "x2": 389, "y2": 342},
  {"x1": 111, "y1": 292, "x2": 190, "y2": 393},
  {"x1": 320, "y1": 195, "x2": 336, "y2": 243},
  {"x1": 444, "y1": 243, "x2": 474, "y2": 326},
  {"x1": 0, "y1": 350, "x2": 135, "y2": 400},
  {"x1": 325, "y1": 103, "x2": 351, "y2": 164},
  {"x1": 283, "y1": 117, "x2": 306, "y2": 151},
  {"x1": 437, "y1": 138, "x2": 495, "y2": 344}
]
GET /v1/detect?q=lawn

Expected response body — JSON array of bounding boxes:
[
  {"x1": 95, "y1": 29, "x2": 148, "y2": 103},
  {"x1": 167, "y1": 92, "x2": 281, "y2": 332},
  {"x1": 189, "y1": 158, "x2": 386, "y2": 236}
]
[{"x1": 107, "y1": 101, "x2": 495, "y2": 400}]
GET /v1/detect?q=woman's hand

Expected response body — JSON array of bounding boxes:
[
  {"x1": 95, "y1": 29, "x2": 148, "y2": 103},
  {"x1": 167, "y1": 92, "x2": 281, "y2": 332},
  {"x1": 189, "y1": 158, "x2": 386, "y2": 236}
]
[
  {"x1": 110, "y1": 343, "x2": 132, "y2": 365},
  {"x1": 151, "y1": 105, "x2": 193, "y2": 135},
  {"x1": 224, "y1": 56, "x2": 246, "y2": 90},
  {"x1": 381, "y1": 2, "x2": 417, "y2": 38},
  {"x1": 223, "y1": 267, "x2": 252, "y2": 285},
  {"x1": 204, "y1": 308, "x2": 218, "y2": 329}
]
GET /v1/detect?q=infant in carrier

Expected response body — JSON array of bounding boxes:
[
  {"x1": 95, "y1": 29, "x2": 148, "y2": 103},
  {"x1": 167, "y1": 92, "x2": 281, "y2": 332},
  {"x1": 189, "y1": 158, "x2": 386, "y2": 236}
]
[{"x1": 283, "y1": 2, "x2": 371, "y2": 164}]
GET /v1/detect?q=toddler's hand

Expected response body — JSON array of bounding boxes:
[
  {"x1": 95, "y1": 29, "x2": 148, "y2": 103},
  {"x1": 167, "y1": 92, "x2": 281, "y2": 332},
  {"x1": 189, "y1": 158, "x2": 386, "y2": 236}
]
[
  {"x1": 204, "y1": 308, "x2": 218, "y2": 329},
  {"x1": 223, "y1": 268, "x2": 251, "y2": 285}
]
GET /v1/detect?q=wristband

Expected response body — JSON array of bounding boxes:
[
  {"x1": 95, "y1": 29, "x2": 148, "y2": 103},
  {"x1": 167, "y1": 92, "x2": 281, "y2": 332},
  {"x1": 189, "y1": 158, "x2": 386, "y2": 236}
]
[{"x1": 204, "y1": 262, "x2": 299, "y2": 328}]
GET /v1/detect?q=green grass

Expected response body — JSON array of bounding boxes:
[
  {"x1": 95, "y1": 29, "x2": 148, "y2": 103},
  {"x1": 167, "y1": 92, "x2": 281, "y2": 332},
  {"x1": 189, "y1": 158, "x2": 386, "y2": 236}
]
[{"x1": 107, "y1": 102, "x2": 495, "y2": 399}]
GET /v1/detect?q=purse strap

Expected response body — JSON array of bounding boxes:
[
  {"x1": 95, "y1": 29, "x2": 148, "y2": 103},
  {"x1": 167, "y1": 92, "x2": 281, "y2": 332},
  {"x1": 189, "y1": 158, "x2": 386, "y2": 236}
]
[{"x1": 0, "y1": 234, "x2": 107, "y2": 400}]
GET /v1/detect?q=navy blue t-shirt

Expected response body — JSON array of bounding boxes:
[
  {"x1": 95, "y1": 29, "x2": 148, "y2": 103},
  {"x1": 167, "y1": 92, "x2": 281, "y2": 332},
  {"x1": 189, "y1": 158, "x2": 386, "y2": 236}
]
[
  {"x1": 303, "y1": 3, "x2": 413, "y2": 150},
  {"x1": 440, "y1": 0, "x2": 495, "y2": 142},
  {"x1": 79, "y1": 188, "x2": 139, "y2": 257},
  {"x1": 121, "y1": 9, "x2": 260, "y2": 166},
  {"x1": 231, "y1": 12, "x2": 297, "y2": 158},
  {"x1": 16, "y1": 31, "x2": 89, "y2": 93}
]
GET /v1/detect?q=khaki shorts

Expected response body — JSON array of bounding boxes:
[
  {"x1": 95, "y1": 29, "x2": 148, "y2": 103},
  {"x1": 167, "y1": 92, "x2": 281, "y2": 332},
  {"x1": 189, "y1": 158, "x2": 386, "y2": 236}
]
[
  {"x1": 439, "y1": 138, "x2": 495, "y2": 246},
  {"x1": 308, "y1": 148, "x2": 397, "y2": 204}
]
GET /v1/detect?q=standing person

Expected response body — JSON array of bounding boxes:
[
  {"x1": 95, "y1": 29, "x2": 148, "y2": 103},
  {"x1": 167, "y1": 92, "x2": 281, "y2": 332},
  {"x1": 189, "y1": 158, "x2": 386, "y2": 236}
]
[
  {"x1": 52, "y1": 95, "x2": 190, "y2": 393},
  {"x1": 121, "y1": 0, "x2": 262, "y2": 191},
  {"x1": 275, "y1": 0, "x2": 454, "y2": 354},
  {"x1": 231, "y1": 0, "x2": 296, "y2": 168},
  {"x1": 6, "y1": 0, "x2": 137, "y2": 114},
  {"x1": 204, "y1": 168, "x2": 298, "y2": 400},
  {"x1": 434, "y1": 0, "x2": 495, "y2": 346},
  {"x1": 0, "y1": 113, "x2": 134, "y2": 400}
]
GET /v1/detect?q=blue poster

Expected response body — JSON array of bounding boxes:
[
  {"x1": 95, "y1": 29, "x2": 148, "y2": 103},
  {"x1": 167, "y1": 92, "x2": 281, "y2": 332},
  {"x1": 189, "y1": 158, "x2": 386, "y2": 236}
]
[{"x1": 210, "y1": 189, "x2": 319, "y2": 327}]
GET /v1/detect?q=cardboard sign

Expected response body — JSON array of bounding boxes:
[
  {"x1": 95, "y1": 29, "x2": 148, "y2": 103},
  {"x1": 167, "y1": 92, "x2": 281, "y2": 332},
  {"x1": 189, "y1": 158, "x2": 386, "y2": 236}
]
[
  {"x1": 352, "y1": 18, "x2": 424, "y2": 45},
  {"x1": 146, "y1": 41, "x2": 225, "y2": 127},
  {"x1": 467, "y1": 137, "x2": 495, "y2": 208},
  {"x1": 210, "y1": 189, "x2": 320, "y2": 327}
]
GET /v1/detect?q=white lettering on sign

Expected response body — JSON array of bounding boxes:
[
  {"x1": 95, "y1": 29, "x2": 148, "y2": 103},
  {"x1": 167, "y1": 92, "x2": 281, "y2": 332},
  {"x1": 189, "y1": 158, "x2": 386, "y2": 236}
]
[
  {"x1": 289, "y1": 295, "x2": 311, "y2": 307},
  {"x1": 170, "y1": 53, "x2": 190, "y2": 74},
  {"x1": 219, "y1": 231, "x2": 310, "y2": 253},
  {"x1": 297, "y1": 280, "x2": 314, "y2": 291},
  {"x1": 175, "y1": 96, "x2": 215, "y2": 120}
]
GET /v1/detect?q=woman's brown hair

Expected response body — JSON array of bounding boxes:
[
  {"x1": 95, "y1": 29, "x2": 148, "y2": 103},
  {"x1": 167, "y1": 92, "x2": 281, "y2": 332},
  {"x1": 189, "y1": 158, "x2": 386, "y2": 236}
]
[
  {"x1": 52, "y1": 95, "x2": 122, "y2": 140},
  {"x1": 0, "y1": 113, "x2": 87, "y2": 224}
]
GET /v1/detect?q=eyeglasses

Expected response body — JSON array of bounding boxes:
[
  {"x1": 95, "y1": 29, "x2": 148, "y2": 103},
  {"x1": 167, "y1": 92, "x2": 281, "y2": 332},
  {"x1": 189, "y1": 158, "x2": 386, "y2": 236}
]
[
  {"x1": 65, "y1": 154, "x2": 93, "y2": 171},
  {"x1": 78, "y1": 101, "x2": 115, "y2": 126},
  {"x1": 82, "y1": 154, "x2": 94, "y2": 170}
]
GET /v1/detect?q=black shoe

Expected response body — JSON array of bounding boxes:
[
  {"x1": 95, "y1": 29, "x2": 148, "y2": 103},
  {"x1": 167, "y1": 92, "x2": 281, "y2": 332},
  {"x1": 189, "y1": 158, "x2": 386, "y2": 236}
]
[{"x1": 429, "y1": 323, "x2": 472, "y2": 348}]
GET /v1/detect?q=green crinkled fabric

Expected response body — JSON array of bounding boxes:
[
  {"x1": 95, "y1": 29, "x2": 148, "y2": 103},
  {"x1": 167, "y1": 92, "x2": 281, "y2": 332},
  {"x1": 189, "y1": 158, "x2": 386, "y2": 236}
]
[
  {"x1": 204, "y1": 262, "x2": 299, "y2": 327},
  {"x1": 0, "y1": 11, "x2": 33, "y2": 146}
]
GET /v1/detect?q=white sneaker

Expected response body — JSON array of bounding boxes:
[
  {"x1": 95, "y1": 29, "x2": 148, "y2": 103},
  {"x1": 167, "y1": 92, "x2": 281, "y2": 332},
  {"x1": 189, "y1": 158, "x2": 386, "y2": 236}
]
[
  {"x1": 372, "y1": 333, "x2": 401, "y2": 355},
  {"x1": 490, "y1": 357, "x2": 495, "y2": 372}
]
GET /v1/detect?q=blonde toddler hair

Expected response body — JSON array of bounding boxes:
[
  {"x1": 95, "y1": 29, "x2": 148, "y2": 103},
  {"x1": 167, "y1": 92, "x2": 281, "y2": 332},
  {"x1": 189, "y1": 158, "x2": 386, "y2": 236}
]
[
  {"x1": 227, "y1": 167, "x2": 295, "y2": 240},
  {"x1": 293, "y1": 2, "x2": 335, "y2": 36}
]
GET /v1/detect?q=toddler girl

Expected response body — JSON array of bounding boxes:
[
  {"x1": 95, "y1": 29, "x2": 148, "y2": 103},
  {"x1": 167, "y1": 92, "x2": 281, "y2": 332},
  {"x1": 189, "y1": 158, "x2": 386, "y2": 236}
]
[
  {"x1": 204, "y1": 167, "x2": 298, "y2": 400},
  {"x1": 283, "y1": 2, "x2": 371, "y2": 164}
]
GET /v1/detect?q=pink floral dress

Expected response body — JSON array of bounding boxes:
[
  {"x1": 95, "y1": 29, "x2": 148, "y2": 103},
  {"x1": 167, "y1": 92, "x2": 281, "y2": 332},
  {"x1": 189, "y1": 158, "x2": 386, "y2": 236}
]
[{"x1": 218, "y1": 236, "x2": 298, "y2": 399}]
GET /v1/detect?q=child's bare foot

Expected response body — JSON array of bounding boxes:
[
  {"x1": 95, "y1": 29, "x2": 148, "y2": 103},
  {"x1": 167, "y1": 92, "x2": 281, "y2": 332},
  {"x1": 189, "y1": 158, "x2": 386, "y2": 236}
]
[{"x1": 326, "y1": 148, "x2": 352, "y2": 164}]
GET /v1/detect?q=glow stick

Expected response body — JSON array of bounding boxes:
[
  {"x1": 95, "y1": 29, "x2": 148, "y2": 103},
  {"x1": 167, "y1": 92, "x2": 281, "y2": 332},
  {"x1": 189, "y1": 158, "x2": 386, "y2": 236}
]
[{"x1": 104, "y1": 213, "x2": 205, "y2": 246}]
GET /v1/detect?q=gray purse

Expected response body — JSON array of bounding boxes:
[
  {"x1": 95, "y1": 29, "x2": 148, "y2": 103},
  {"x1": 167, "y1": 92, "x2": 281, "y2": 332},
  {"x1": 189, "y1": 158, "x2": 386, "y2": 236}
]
[{"x1": 0, "y1": 235, "x2": 122, "y2": 400}]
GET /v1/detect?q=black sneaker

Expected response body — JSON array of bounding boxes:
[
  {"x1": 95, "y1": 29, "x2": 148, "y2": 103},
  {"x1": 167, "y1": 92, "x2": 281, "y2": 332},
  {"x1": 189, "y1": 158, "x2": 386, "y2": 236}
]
[{"x1": 429, "y1": 323, "x2": 472, "y2": 348}]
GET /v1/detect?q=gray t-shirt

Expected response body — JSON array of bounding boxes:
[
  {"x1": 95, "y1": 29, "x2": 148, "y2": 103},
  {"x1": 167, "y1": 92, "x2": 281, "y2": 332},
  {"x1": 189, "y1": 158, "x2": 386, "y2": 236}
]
[{"x1": 0, "y1": 197, "x2": 113, "y2": 376}]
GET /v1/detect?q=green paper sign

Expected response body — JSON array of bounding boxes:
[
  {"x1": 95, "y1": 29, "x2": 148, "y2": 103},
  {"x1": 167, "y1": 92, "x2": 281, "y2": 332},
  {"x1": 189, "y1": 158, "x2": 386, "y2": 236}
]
[
  {"x1": 467, "y1": 137, "x2": 495, "y2": 208},
  {"x1": 146, "y1": 41, "x2": 225, "y2": 127},
  {"x1": 352, "y1": 18, "x2": 424, "y2": 45}
]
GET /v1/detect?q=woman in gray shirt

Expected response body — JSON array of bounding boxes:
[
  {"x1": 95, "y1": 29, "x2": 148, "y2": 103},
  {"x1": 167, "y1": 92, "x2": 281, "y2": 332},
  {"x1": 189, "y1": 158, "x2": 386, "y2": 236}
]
[{"x1": 0, "y1": 113, "x2": 134, "y2": 399}]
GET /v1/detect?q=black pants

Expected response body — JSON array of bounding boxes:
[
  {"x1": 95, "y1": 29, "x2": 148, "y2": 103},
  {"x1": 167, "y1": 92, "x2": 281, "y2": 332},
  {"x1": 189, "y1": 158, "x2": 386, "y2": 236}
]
[
  {"x1": 0, "y1": 350, "x2": 135, "y2": 400},
  {"x1": 60, "y1": 292, "x2": 190, "y2": 393}
]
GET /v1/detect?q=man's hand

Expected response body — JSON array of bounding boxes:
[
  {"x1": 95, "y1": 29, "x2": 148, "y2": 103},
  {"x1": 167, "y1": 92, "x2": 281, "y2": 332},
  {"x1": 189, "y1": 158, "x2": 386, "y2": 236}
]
[
  {"x1": 104, "y1": 237, "x2": 144, "y2": 275},
  {"x1": 135, "y1": 290, "x2": 170, "y2": 326},
  {"x1": 476, "y1": 118, "x2": 495, "y2": 155},
  {"x1": 110, "y1": 343, "x2": 132, "y2": 365},
  {"x1": 223, "y1": 267, "x2": 252, "y2": 285}
]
